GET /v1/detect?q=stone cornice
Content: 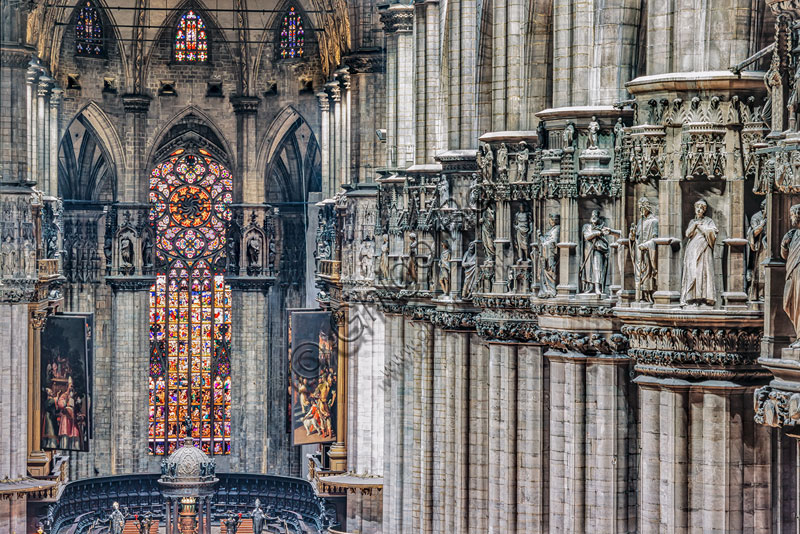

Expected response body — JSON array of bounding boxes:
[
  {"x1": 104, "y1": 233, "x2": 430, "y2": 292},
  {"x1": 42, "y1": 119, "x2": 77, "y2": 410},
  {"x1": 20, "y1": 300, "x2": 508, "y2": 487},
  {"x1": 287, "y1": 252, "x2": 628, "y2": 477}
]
[
  {"x1": 106, "y1": 275, "x2": 156, "y2": 291},
  {"x1": 226, "y1": 276, "x2": 275, "y2": 293}
]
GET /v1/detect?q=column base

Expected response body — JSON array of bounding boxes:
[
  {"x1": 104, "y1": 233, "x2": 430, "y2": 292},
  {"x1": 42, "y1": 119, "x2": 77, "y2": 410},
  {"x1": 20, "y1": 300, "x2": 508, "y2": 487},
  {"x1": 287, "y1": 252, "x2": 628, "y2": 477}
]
[
  {"x1": 27, "y1": 451, "x2": 49, "y2": 477},
  {"x1": 328, "y1": 443, "x2": 347, "y2": 471}
]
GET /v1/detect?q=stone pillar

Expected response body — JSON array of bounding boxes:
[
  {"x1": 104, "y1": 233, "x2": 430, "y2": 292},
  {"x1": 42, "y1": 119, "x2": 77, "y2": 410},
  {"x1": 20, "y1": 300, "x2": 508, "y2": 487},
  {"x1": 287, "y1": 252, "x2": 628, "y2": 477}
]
[
  {"x1": 414, "y1": 0, "x2": 444, "y2": 164},
  {"x1": 328, "y1": 83, "x2": 342, "y2": 192},
  {"x1": 491, "y1": 0, "x2": 523, "y2": 130},
  {"x1": 36, "y1": 75, "x2": 52, "y2": 187},
  {"x1": 27, "y1": 310, "x2": 49, "y2": 474},
  {"x1": 382, "y1": 311, "x2": 405, "y2": 533},
  {"x1": 488, "y1": 342, "x2": 518, "y2": 532},
  {"x1": 468, "y1": 335, "x2": 489, "y2": 532},
  {"x1": 110, "y1": 287, "x2": 150, "y2": 472},
  {"x1": 48, "y1": 86, "x2": 62, "y2": 196},
  {"x1": 317, "y1": 93, "x2": 331, "y2": 197},
  {"x1": 230, "y1": 96, "x2": 261, "y2": 203},
  {"x1": 409, "y1": 318, "x2": 433, "y2": 534},
  {"x1": 381, "y1": 4, "x2": 415, "y2": 168},
  {"x1": 24, "y1": 61, "x2": 40, "y2": 186},
  {"x1": 120, "y1": 95, "x2": 151, "y2": 202},
  {"x1": 329, "y1": 306, "x2": 349, "y2": 471}
]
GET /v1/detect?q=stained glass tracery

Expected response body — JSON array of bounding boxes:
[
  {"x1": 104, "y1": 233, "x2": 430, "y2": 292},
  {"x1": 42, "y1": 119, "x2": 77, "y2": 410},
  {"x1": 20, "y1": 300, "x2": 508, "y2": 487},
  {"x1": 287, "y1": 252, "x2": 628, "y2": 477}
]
[
  {"x1": 280, "y1": 7, "x2": 304, "y2": 59},
  {"x1": 75, "y1": 1, "x2": 103, "y2": 56},
  {"x1": 175, "y1": 10, "x2": 208, "y2": 62},
  {"x1": 148, "y1": 150, "x2": 232, "y2": 455}
]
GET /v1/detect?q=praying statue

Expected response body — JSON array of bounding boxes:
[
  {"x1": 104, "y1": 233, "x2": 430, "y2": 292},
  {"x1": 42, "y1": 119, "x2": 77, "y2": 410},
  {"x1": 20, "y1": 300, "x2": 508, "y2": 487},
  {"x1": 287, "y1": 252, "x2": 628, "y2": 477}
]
[
  {"x1": 747, "y1": 199, "x2": 768, "y2": 301},
  {"x1": 781, "y1": 204, "x2": 800, "y2": 345},
  {"x1": 580, "y1": 210, "x2": 619, "y2": 295},
  {"x1": 461, "y1": 242, "x2": 478, "y2": 299},
  {"x1": 513, "y1": 205, "x2": 532, "y2": 263},
  {"x1": 630, "y1": 197, "x2": 659, "y2": 303},
  {"x1": 680, "y1": 199, "x2": 718, "y2": 306},
  {"x1": 537, "y1": 213, "x2": 560, "y2": 298}
]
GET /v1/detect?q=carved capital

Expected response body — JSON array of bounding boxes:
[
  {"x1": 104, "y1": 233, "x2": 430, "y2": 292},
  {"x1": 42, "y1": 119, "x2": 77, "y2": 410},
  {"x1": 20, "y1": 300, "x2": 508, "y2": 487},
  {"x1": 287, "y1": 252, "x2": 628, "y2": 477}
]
[
  {"x1": 121, "y1": 94, "x2": 151, "y2": 114},
  {"x1": 380, "y1": 4, "x2": 414, "y2": 32},
  {"x1": 230, "y1": 95, "x2": 261, "y2": 114},
  {"x1": 317, "y1": 92, "x2": 330, "y2": 112}
]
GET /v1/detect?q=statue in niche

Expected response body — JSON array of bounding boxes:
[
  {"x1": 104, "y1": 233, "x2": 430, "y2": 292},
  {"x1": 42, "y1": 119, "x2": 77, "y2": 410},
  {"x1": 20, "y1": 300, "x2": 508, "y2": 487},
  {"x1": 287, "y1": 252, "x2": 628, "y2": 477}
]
[
  {"x1": 497, "y1": 143, "x2": 509, "y2": 178},
  {"x1": 477, "y1": 144, "x2": 494, "y2": 182},
  {"x1": 505, "y1": 265, "x2": 515, "y2": 293},
  {"x1": 23, "y1": 239, "x2": 35, "y2": 278},
  {"x1": 480, "y1": 204, "x2": 496, "y2": 260},
  {"x1": 359, "y1": 238, "x2": 374, "y2": 279},
  {"x1": 613, "y1": 118, "x2": 624, "y2": 149},
  {"x1": 109, "y1": 502, "x2": 125, "y2": 534},
  {"x1": 0, "y1": 235, "x2": 13, "y2": 277},
  {"x1": 781, "y1": 204, "x2": 800, "y2": 344},
  {"x1": 681, "y1": 199, "x2": 718, "y2": 306},
  {"x1": 513, "y1": 205, "x2": 531, "y2": 263},
  {"x1": 246, "y1": 234, "x2": 261, "y2": 273},
  {"x1": 747, "y1": 199, "x2": 768, "y2": 301},
  {"x1": 437, "y1": 175, "x2": 450, "y2": 207},
  {"x1": 379, "y1": 234, "x2": 390, "y2": 280},
  {"x1": 562, "y1": 122, "x2": 575, "y2": 148},
  {"x1": 141, "y1": 230, "x2": 153, "y2": 273},
  {"x1": 438, "y1": 240, "x2": 451, "y2": 295},
  {"x1": 630, "y1": 197, "x2": 659, "y2": 303},
  {"x1": 581, "y1": 210, "x2": 619, "y2": 295},
  {"x1": 406, "y1": 232, "x2": 418, "y2": 286},
  {"x1": 251, "y1": 499, "x2": 266, "y2": 534},
  {"x1": 537, "y1": 213, "x2": 560, "y2": 298},
  {"x1": 587, "y1": 116, "x2": 600, "y2": 149},
  {"x1": 119, "y1": 235, "x2": 134, "y2": 271},
  {"x1": 468, "y1": 173, "x2": 480, "y2": 209},
  {"x1": 516, "y1": 142, "x2": 529, "y2": 181},
  {"x1": 789, "y1": 65, "x2": 800, "y2": 132},
  {"x1": 268, "y1": 242, "x2": 276, "y2": 273},
  {"x1": 461, "y1": 241, "x2": 478, "y2": 299}
]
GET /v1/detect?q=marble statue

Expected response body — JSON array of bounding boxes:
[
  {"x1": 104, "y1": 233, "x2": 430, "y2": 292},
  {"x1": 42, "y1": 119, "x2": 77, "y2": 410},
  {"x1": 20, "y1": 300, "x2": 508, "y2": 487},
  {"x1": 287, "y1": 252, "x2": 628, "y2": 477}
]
[
  {"x1": 480, "y1": 204, "x2": 496, "y2": 260},
  {"x1": 781, "y1": 204, "x2": 800, "y2": 344},
  {"x1": 513, "y1": 205, "x2": 531, "y2": 263},
  {"x1": 630, "y1": 197, "x2": 658, "y2": 303},
  {"x1": 497, "y1": 143, "x2": 509, "y2": 177},
  {"x1": 516, "y1": 143, "x2": 529, "y2": 181},
  {"x1": 438, "y1": 240, "x2": 451, "y2": 295},
  {"x1": 562, "y1": 122, "x2": 575, "y2": 148},
  {"x1": 251, "y1": 499, "x2": 266, "y2": 534},
  {"x1": 141, "y1": 231, "x2": 153, "y2": 272},
  {"x1": 477, "y1": 144, "x2": 493, "y2": 182},
  {"x1": 537, "y1": 213, "x2": 560, "y2": 298},
  {"x1": 109, "y1": 502, "x2": 125, "y2": 534},
  {"x1": 379, "y1": 234, "x2": 389, "y2": 280},
  {"x1": 581, "y1": 210, "x2": 619, "y2": 295},
  {"x1": 407, "y1": 233, "x2": 418, "y2": 285},
  {"x1": 461, "y1": 242, "x2": 477, "y2": 299},
  {"x1": 747, "y1": 199, "x2": 768, "y2": 301},
  {"x1": 223, "y1": 511, "x2": 242, "y2": 534},
  {"x1": 437, "y1": 175, "x2": 450, "y2": 207},
  {"x1": 246, "y1": 234, "x2": 261, "y2": 270},
  {"x1": 613, "y1": 117, "x2": 624, "y2": 149},
  {"x1": 681, "y1": 199, "x2": 718, "y2": 306},
  {"x1": 359, "y1": 238, "x2": 374, "y2": 279},
  {"x1": 120, "y1": 236, "x2": 134, "y2": 268},
  {"x1": 588, "y1": 115, "x2": 600, "y2": 149},
  {"x1": 267, "y1": 241, "x2": 276, "y2": 273},
  {"x1": 789, "y1": 64, "x2": 800, "y2": 132}
]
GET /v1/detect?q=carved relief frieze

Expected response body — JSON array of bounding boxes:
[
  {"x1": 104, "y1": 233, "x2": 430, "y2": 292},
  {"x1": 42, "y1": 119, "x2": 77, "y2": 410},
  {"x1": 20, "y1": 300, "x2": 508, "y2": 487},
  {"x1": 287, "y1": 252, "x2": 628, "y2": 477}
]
[
  {"x1": 680, "y1": 122, "x2": 727, "y2": 180},
  {"x1": 754, "y1": 386, "x2": 800, "y2": 431},
  {"x1": 627, "y1": 125, "x2": 666, "y2": 182}
]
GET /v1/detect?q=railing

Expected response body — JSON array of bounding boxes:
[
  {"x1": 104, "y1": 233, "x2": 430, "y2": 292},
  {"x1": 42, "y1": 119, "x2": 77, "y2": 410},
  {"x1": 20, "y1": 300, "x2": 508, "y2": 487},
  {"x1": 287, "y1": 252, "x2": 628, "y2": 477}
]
[{"x1": 47, "y1": 473, "x2": 338, "y2": 534}]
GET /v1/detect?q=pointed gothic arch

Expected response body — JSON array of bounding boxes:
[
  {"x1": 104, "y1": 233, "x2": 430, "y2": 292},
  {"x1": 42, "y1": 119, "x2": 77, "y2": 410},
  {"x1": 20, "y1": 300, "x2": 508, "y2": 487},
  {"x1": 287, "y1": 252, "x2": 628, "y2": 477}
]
[
  {"x1": 258, "y1": 107, "x2": 321, "y2": 203},
  {"x1": 147, "y1": 107, "x2": 234, "y2": 170},
  {"x1": 58, "y1": 103, "x2": 123, "y2": 201}
]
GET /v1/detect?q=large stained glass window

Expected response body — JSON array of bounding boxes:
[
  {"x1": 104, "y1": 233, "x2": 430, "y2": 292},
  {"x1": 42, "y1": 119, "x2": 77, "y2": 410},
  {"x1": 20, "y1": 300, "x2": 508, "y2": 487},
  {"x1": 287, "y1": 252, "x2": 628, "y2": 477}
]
[
  {"x1": 148, "y1": 149, "x2": 232, "y2": 455},
  {"x1": 175, "y1": 10, "x2": 208, "y2": 62},
  {"x1": 280, "y1": 7, "x2": 304, "y2": 59},
  {"x1": 75, "y1": 1, "x2": 103, "y2": 56}
]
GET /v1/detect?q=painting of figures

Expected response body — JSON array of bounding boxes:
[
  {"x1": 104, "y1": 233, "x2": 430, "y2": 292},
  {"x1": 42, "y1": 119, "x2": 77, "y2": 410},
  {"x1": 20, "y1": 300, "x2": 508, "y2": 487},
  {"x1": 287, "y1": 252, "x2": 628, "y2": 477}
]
[
  {"x1": 288, "y1": 309, "x2": 337, "y2": 445},
  {"x1": 41, "y1": 315, "x2": 92, "y2": 451}
]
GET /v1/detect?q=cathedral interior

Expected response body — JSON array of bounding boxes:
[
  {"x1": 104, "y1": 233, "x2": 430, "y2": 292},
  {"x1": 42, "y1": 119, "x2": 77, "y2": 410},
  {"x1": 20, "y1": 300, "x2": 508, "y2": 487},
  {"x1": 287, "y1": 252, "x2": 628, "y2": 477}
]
[{"x1": 5, "y1": 0, "x2": 800, "y2": 532}]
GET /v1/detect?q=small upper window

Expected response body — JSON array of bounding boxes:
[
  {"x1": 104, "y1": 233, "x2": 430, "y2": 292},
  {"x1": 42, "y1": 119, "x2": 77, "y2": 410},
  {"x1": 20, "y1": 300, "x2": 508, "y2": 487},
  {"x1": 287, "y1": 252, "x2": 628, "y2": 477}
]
[
  {"x1": 175, "y1": 10, "x2": 208, "y2": 62},
  {"x1": 75, "y1": 1, "x2": 104, "y2": 56},
  {"x1": 280, "y1": 7, "x2": 304, "y2": 59}
]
